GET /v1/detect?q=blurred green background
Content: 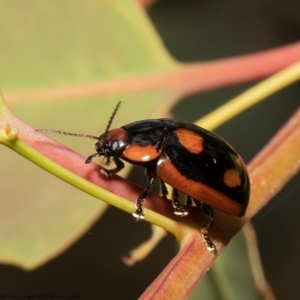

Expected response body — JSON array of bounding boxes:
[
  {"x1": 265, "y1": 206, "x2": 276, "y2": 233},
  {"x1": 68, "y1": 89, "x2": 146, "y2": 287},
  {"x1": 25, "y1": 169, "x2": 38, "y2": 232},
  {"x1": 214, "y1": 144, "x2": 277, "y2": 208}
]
[{"x1": 1, "y1": 0, "x2": 299, "y2": 299}]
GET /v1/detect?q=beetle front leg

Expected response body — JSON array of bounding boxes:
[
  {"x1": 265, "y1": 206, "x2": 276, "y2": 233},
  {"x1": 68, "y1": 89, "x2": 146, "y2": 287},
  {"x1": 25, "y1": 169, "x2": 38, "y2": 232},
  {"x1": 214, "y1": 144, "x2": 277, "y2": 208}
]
[
  {"x1": 133, "y1": 166, "x2": 156, "y2": 221},
  {"x1": 85, "y1": 153, "x2": 98, "y2": 164},
  {"x1": 102, "y1": 156, "x2": 125, "y2": 177}
]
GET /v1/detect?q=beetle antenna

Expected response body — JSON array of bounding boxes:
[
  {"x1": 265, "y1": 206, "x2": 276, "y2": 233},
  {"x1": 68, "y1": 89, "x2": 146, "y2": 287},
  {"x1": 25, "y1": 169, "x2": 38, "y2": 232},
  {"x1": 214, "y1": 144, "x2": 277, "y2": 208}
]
[
  {"x1": 36, "y1": 129, "x2": 99, "y2": 140},
  {"x1": 104, "y1": 101, "x2": 121, "y2": 135},
  {"x1": 36, "y1": 102, "x2": 121, "y2": 141}
]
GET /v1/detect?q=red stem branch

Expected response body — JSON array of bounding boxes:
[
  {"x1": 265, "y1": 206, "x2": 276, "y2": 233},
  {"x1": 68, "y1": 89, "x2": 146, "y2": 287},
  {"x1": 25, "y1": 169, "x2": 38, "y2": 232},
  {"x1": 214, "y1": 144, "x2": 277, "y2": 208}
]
[{"x1": 5, "y1": 42, "x2": 300, "y2": 104}]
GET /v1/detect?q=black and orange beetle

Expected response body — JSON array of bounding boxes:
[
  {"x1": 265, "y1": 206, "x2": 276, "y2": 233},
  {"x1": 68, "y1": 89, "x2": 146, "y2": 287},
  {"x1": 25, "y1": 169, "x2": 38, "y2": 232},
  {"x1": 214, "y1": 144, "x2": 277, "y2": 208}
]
[{"x1": 38, "y1": 102, "x2": 250, "y2": 252}]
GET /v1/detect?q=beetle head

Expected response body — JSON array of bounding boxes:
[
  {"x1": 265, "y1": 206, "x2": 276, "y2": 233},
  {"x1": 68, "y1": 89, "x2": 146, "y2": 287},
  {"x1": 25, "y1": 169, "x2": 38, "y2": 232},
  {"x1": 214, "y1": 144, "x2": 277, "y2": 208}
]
[
  {"x1": 87, "y1": 128, "x2": 129, "y2": 165},
  {"x1": 84, "y1": 102, "x2": 125, "y2": 165},
  {"x1": 37, "y1": 101, "x2": 123, "y2": 166}
]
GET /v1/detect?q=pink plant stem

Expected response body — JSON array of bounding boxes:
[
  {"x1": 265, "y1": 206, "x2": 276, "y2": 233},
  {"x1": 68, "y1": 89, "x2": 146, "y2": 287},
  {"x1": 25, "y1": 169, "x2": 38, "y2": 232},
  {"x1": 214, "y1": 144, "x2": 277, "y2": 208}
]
[
  {"x1": 246, "y1": 106, "x2": 300, "y2": 217},
  {"x1": 5, "y1": 42, "x2": 300, "y2": 104}
]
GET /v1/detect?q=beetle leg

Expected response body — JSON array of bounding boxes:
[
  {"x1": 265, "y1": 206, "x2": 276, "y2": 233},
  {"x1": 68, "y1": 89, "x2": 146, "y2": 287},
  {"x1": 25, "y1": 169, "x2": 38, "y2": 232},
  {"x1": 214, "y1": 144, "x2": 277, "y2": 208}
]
[
  {"x1": 102, "y1": 156, "x2": 125, "y2": 177},
  {"x1": 186, "y1": 195, "x2": 193, "y2": 206},
  {"x1": 172, "y1": 189, "x2": 188, "y2": 217},
  {"x1": 85, "y1": 152, "x2": 125, "y2": 176},
  {"x1": 160, "y1": 181, "x2": 188, "y2": 216},
  {"x1": 160, "y1": 180, "x2": 169, "y2": 198},
  {"x1": 197, "y1": 202, "x2": 214, "y2": 232},
  {"x1": 133, "y1": 167, "x2": 156, "y2": 221},
  {"x1": 195, "y1": 201, "x2": 216, "y2": 252},
  {"x1": 85, "y1": 153, "x2": 99, "y2": 164},
  {"x1": 202, "y1": 232, "x2": 217, "y2": 253}
]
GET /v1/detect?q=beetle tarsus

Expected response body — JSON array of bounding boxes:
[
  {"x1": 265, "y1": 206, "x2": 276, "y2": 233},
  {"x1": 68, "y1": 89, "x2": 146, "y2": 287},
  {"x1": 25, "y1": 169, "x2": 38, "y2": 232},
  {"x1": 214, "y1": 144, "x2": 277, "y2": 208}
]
[
  {"x1": 202, "y1": 232, "x2": 217, "y2": 253},
  {"x1": 132, "y1": 210, "x2": 144, "y2": 221},
  {"x1": 101, "y1": 169, "x2": 114, "y2": 177},
  {"x1": 172, "y1": 189, "x2": 188, "y2": 217},
  {"x1": 160, "y1": 182, "x2": 188, "y2": 216},
  {"x1": 133, "y1": 200, "x2": 145, "y2": 221},
  {"x1": 85, "y1": 153, "x2": 98, "y2": 164},
  {"x1": 172, "y1": 198, "x2": 188, "y2": 217}
]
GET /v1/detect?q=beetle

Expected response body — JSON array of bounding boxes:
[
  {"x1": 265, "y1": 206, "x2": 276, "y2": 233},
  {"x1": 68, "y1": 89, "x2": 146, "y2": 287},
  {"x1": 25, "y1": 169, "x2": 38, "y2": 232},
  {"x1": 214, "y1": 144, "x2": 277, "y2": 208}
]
[{"x1": 38, "y1": 102, "x2": 250, "y2": 252}]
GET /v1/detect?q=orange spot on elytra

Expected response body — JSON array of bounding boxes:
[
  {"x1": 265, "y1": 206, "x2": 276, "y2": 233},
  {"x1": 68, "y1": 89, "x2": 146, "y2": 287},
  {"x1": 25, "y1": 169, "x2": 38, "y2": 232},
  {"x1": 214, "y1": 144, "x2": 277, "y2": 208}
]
[
  {"x1": 223, "y1": 169, "x2": 241, "y2": 187},
  {"x1": 175, "y1": 128, "x2": 204, "y2": 154}
]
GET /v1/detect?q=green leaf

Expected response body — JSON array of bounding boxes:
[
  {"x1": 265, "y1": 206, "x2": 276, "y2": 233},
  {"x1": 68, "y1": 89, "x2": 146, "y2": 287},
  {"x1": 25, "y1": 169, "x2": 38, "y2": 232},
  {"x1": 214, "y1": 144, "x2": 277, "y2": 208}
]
[{"x1": 0, "y1": 0, "x2": 177, "y2": 270}]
